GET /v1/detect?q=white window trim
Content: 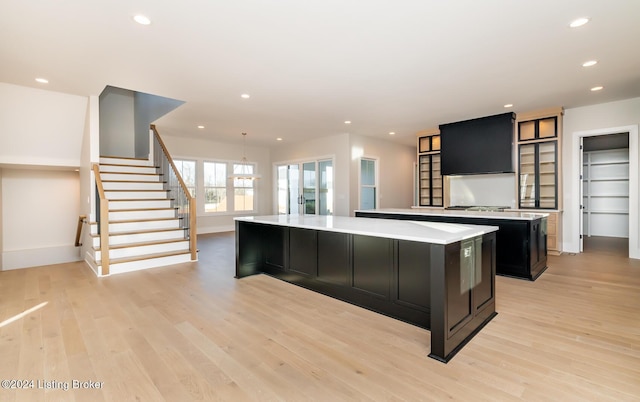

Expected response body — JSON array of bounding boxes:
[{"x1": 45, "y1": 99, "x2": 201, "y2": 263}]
[
  {"x1": 173, "y1": 156, "x2": 259, "y2": 217},
  {"x1": 358, "y1": 156, "x2": 379, "y2": 210}
]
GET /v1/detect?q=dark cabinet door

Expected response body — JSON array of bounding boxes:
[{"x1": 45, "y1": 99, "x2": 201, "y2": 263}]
[
  {"x1": 317, "y1": 231, "x2": 350, "y2": 286},
  {"x1": 289, "y1": 228, "x2": 317, "y2": 277},
  {"x1": 352, "y1": 235, "x2": 392, "y2": 298},
  {"x1": 263, "y1": 225, "x2": 285, "y2": 271}
]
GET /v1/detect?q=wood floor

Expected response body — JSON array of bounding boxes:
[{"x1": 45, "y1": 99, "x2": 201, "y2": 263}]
[{"x1": 1, "y1": 233, "x2": 639, "y2": 401}]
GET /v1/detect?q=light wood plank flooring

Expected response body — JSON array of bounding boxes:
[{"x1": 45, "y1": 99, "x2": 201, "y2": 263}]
[{"x1": 1, "y1": 233, "x2": 639, "y2": 401}]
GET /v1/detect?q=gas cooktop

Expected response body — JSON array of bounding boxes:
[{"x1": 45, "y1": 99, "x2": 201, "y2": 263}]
[{"x1": 445, "y1": 206, "x2": 510, "y2": 212}]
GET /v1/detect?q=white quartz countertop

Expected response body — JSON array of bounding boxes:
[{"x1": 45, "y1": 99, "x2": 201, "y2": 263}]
[
  {"x1": 235, "y1": 215, "x2": 497, "y2": 245},
  {"x1": 355, "y1": 208, "x2": 548, "y2": 221}
]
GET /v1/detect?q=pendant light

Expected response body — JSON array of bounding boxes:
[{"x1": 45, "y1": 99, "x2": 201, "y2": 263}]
[{"x1": 228, "y1": 132, "x2": 261, "y2": 180}]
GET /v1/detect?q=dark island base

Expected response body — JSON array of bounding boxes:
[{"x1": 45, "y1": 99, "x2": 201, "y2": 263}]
[
  {"x1": 235, "y1": 220, "x2": 498, "y2": 363},
  {"x1": 355, "y1": 211, "x2": 548, "y2": 281}
]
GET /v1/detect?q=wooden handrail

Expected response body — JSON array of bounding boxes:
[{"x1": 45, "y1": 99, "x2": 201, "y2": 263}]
[
  {"x1": 75, "y1": 215, "x2": 87, "y2": 247},
  {"x1": 150, "y1": 125, "x2": 192, "y2": 199},
  {"x1": 92, "y1": 164, "x2": 110, "y2": 275},
  {"x1": 150, "y1": 124, "x2": 197, "y2": 261}
]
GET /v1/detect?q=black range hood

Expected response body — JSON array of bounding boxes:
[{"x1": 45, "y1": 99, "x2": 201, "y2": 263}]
[{"x1": 440, "y1": 112, "x2": 515, "y2": 175}]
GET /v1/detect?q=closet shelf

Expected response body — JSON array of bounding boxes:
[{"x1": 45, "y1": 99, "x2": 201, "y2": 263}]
[
  {"x1": 585, "y1": 177, "x2": 629, "y2": 182},
  {"x1": 585, "y1": 210, "x2": 629, "y2": 215}
]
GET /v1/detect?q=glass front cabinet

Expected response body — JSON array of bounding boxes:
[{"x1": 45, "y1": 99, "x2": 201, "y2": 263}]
[
  {"x1": 417, "y1": 133, "x2": 442, "y2": 207},
  {"x1": 519, "y1": 141, "x2": 557, "y2": 209},
  {"x1": 517, "y1": 114, "x2": 560, "y2": 210}
]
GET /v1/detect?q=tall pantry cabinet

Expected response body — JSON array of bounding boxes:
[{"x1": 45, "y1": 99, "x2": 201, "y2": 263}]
[
  {"x1": 516, "y1": 107, "x2": 564, "y2": 255},
  {"x1": 416, "y1": 129, "x2": 444, "y2": 207}
]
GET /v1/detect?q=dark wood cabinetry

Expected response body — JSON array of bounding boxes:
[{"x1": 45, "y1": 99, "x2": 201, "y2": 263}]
[
  {"x1": 235, "y1": 218, "x2": 497, "y2": 363},
  {"x1": 355, "y1": 211, "x2": 548, "y2": 281}
]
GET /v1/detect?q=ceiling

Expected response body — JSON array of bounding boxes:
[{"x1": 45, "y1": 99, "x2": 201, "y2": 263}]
[{"x1": 2, "y1": 0, "x2": 639, "y2": 147}]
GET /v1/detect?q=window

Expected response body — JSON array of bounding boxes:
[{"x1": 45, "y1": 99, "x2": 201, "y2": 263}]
[
  {"x1": 360, "y1": 158, "x2": 377, "y2": 210},
  {"x1": 173, "y1": 159, "x2": 196, "y2": 196},
  {"x1": 174, "y1": 158, "x2": 258, "y2": 215},
  {"x1": 204, "y1": 162, "x2": 227, "y2": 212},
  {"x1": 232, "y1": 163, "x2": 255, "y2": 211}
]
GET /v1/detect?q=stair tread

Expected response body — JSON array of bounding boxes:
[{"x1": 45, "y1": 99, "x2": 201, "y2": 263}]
[
  {"x1": 94, "y1": 238, "x2": 188, "y2": 251},
  {"x1": 100, "y1": 155, "x2": 150, "y2": 161},
  {"x1": 100, "y1": 172, "x2": 161, "y2": 176},
  {"x1": 104, "y1": 189, "x2": 170, "y2": 192},
  {"x1": 109, "y1": 207, "x2": 177, "y2": 212},
  {"x1": 110, "y1": 198, "x2": 175, "y2": 202},
  {"x1": 100, "y1": 163, "x2": 158, "y2": 168},
  {"x1": 101, "y1": 180, "x2": 166, "y2": 183},
  {"x1": 97, "y1": 250, "x2": 191, "y2": 265}
]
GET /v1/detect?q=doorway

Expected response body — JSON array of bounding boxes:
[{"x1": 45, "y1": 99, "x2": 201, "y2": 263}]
[
  {"x1": 581, "y1": 133, "x2": 629, "y2": 255},
  {"x1": 572, "y1": 124, "x2": 638, "y2": 259},
  {"x1": 276, "y1": 159, "x2": 333, "y2": 215}
]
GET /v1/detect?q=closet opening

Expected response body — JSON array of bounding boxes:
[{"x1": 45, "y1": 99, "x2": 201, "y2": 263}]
[{"x1": 581, "y1": 132, "x2": 629, "y2": 256}]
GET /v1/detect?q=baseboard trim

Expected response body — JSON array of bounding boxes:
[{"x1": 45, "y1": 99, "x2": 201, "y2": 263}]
[
  {"x1": 198, "y1": 225, "x2": 235, "y2": 234},
  {"x1": 1, "y1": 245, "x2": 81, "y2": 271}
]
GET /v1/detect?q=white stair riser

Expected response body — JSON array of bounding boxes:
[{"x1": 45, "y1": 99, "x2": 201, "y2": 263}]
[
  {"x1": 110, "y1": 219, "x2": 182, "y2": 232},
  {"x1": 109, "y1": 200, "x2": 172, "y2": 210},
  {"x1": 109, "y1": 209, "x2": 176, "y2": 221},
  {"x1": 91, "y1": 219, "x2": 182, "y2": 234},
  {"x1": 102, "y1": 181, "x2": 165, "y2": 191},
  {"x1": 95, "y1": 241, "x2": 189, "y2": 260},
  {"x1": 100, "y1": 165, "x2": 157, "y2": 174},
  {"x1": 104, "y1": 191, "x2": 169, "y2": 199},
  {"x1": 100, "y1": 157, "x2": 154, "y2": 167},
  {"x1": 100, "y1": 173, "x2": 161, "y2": 182},
  {"x1": 91, "y1": 230, "x2": 186, "y2": 247},
  {"x1": 107, "y1": 253, "x2": 193, "y2": 275}
]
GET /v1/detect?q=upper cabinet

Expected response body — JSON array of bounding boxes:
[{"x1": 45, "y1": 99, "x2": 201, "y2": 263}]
[
  {"x1": 516, "y1": 108, "x2": 563, "y2": 210},
  {"x1": 518, "y1": 116, "x2": 558, "y2": 141},
  {"x1": 417, "y1": 129, "x2": 443, "y2": 207}
]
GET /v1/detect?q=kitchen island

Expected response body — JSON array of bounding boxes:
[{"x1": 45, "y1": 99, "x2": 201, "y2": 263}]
[
  {"x1": 355, "y1": 208, "x2": 548, "y2": 281},
  {"x1": 235, "y1": 215, "x2": 498, "y2": 363}
]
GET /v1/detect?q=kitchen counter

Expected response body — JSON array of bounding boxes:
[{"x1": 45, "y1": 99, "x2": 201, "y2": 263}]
[
  {"x1": 394, "y1": 207, "x2": 548, "y2": 220},
  {"x1": 235, "y1": 215, "x2": 498, "y2": 363},
  {"x1": 355, "y1": 208, "x2": 548, "y2": 281},
  {"x1": 235, "y1": 214, "x2": 497, "y2": 245}
]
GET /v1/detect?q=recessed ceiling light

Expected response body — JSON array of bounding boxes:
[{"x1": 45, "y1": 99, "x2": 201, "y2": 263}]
[
  {"x1": 344, "y1": 120, "x2": 351, "y2": 124},
  {"x1": 241, "y1": 94, "x2": 250, "y2": 99},
  {"x1": 591, "y1": 86, "x2": 604, "y2": 91},
  {"x1": 582, "y1": 60, "x2": 598, "y2": 67},
  {"x1": 389, "y1": 132, "x2": 396, "y2": 135},
  {"x1": 503, "y1": 104, "x2": 513, "y2": 108},
  {"x1": 133, "y1": 15, "x2": 151, "y2": 25},
  {"x1": 569, "y1": 17, "x2": 590, "y2": 28},
  {"x1": 276, "y1": 137, "x2": 283, "y2": 141},
  {"x1": 197, "y1": 125, "x2": 205, "y2": 129},
  {"x1": 35, "y1": 78, "x2": 48, "y2": 84}
]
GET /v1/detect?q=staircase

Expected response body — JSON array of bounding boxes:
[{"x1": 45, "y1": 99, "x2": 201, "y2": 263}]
[{"x1": 85, "y1": 156, "x2": 195, "y2": 276}]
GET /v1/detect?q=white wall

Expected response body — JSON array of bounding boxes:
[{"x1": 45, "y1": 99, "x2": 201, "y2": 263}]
[
  {"x1": 563, "y1": 97, "x2": 640, "y2": 258},
  {"x1": 0, "y1": 83, "x2": 87, "y2": 270},
  {"x1": 348, "y1": 134, "x2": 416, "y2": 213},
  {"x1": 161, "y1": 134, "x2": 272, "y2": 233},
  {"x1": 1, "y1": 169, "x2": 81, "y2": 270},
  {"x1": 0, "y1": 82, "x2": 87, "y2": 167},
  {"x1": 99, "y1": 87, "x2": 135, "y2": 157},
  {"x1": 79, "y1": 96, "x2": 100, "y2": 270},
  {"x1": 271, "y1": 133, "x2": 351, "y2": 216},
  {"x1": 0, "y1": 168, "x2": 3, "y2": 271},
  {"x1": 448, "y1": 174, "x2": 516, "y2": 208}
]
